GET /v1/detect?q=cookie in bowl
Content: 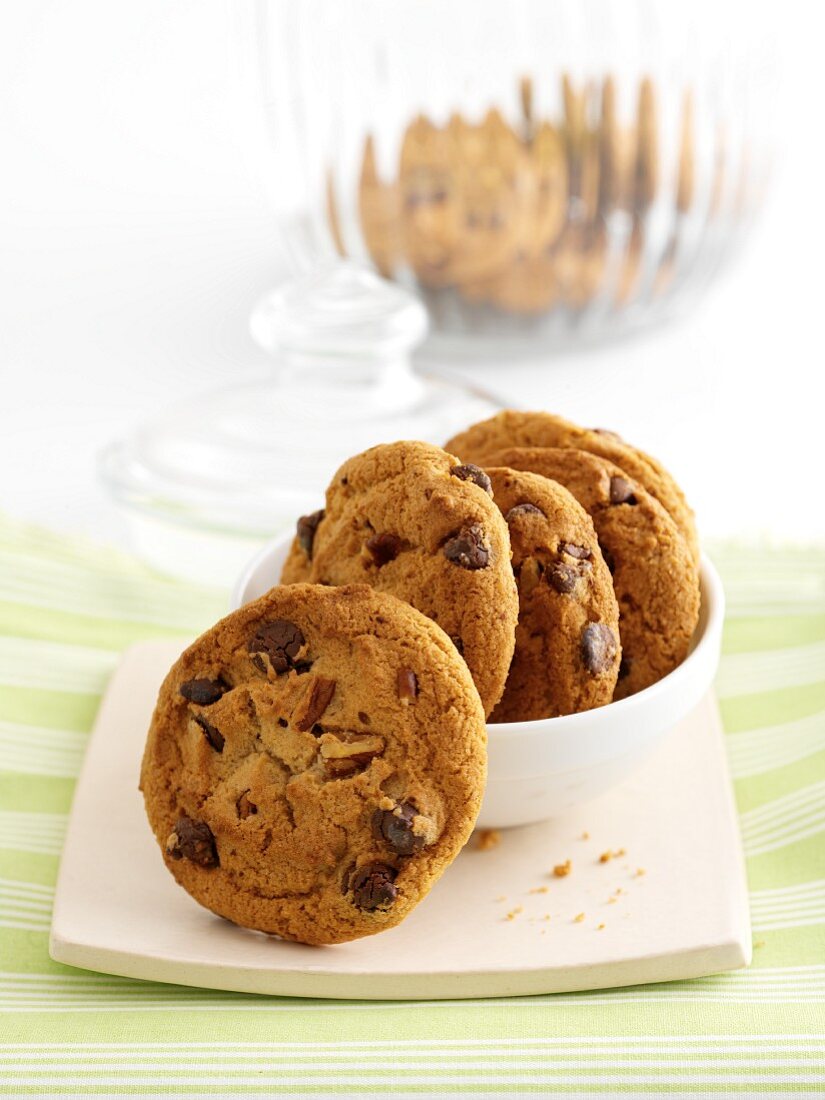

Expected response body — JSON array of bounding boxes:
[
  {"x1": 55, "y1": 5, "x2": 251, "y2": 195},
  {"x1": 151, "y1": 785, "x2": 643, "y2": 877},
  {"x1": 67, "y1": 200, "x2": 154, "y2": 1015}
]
[
  {"x1": 281, "y1": 441, "x2": 519, "y2": 717},
  {"x1": 485, "y1": 466, "x2": 620, "y2": 722},
  {"x1": 446, "y1": 409, "x2": 699, "y2": 566},
  {"x1": 141, "y1": 583, "x2": 486, "y2": 945},
  {"x1": 481, "y1": 447, "x2": 700, "y2": 699}
]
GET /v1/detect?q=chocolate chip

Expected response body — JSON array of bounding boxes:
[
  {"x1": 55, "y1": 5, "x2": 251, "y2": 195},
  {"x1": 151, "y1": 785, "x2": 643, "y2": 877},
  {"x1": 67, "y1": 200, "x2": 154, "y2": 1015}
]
[
  {"x1": 194, "y1": 715, "x2": 224, "y2": 752},
  {"x1": 166, "y1": 816, "x2": 218, "y2": 866},
  {"x1": 248, "y1": 620, "x2": 305, "y2": 674},
  {"x1": 618, "y1": 655, "x2": 631, "y2": 681},
  {"x1": 296, "y1": 509, "x2": 324, "y2": 559},
  {"x1": 179, "y1": 678, "x2": 228, "y2": 706},
  {"x1": 547, "y1": 561, "x2": 579, "y2": 594},
  {"x1": 450, "y1": 635, "x2": 465, "y2": 656},
  {"x1": 397, "y1": 668, "x2": 418, "y2": 701},
  {"x1": 295, "y1": 676, "x2": 336, "y2": 732},
  {"x1": 450, "y1": 464, "x2": 493, "y2": 496},
  {"x1": 350, "y1": 862, "x2": 398, "y2": 909},
  {"x1": 237, "y1": 792, "x2": 257, "y2": 819},
  {"x1": 372, "y1": 802, "x2": 425, "y2": 856},
  {"x1": 581, "y1": 623, "x2": 619, "y2": 675},
  {"x1": 366, "y1": 532, "x2": 402, "y2": 567},
  {"x1": 358, "y1": 711, "x2": 370, "y2": 725},
  {"x1": 277, "y1": 717, "x2": 288, "y2": 728},
  {"x1": 560, "y1": 542, "x2": 592, "y2": 560},
  {"x1": 610, "y1": 477, "x2": 638, "y2": 505},
  {"x1": 506, "y1": 502, "x2": 544, "y2": 522},
  {"x1": 443, "y1": 524, "x2": 490, "y2": 570}
]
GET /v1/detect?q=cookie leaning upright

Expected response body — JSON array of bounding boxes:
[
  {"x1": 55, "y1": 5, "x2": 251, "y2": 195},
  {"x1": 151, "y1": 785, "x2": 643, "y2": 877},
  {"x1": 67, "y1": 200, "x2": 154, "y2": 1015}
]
[
  {"x1": 141, "y1": 583, "x2": 486, "y2": 946},
  {"x1": 483, "y1": 448, "x2": 700, "y2": 700},
  {"x1": 446, "y1": 409, "x2": 699, "y2": 566},
  {"x1": 486, "y1": 467, "x2": 621, "y2": 722},
  {"x1": 281, "y1": 441, "x2": 519, "y2": 717}
]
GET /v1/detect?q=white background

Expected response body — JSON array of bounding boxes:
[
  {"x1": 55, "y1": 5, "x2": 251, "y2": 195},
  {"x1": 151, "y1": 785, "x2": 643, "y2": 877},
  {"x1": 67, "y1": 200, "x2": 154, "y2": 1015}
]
[{"x1": 0, "y1": 1, "x2": 821, "y2": 571}]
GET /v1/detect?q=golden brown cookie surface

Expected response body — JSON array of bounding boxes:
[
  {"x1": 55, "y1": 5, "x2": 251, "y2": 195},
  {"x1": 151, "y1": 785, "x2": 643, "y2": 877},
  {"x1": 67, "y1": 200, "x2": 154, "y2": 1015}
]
[
  {"x1": 446, "y1": 409, "x2": 698, "y2": 564},
  {"x1": 281, "y1": 442, "x2": 518, "y2": 717},
  {"x1": 479, "y1": 448, "x2": 699, "y2": 699},
  {"x1": 141, "y1": 583, "x2": 486, "y2": 946},
  {"x1": 486, "y1": 467, "x2": 620, "y2": 722}
]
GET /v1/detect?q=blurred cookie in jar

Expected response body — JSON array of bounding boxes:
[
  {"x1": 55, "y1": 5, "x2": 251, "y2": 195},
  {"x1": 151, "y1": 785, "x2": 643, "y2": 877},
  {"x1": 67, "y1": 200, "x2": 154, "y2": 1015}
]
[
  {"x1": 358, "y1": 135, "x2": 402, "y2": 279},
  {"x1": 397, "y1": 115, "x2": 460, "y2": 287}
]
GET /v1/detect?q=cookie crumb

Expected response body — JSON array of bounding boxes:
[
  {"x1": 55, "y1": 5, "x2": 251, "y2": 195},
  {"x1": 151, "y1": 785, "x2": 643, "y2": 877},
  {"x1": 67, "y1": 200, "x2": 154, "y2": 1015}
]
[
  {"x1": 607, "y1": 896, "x2": 618, "y2": 905},
  {"x1": 553, "y1": 860, "x2": 572, "y2": 878},
  {"x1": 529, "y1": 885, "x2": 549, "y2": 895},
  {"x1": 597, "y1": 923, "x2": 605, "y2": 930},
  {"x1": 477, "y1": 829, "x2": 501, "y2": 851},
  {"x1": 754, "y1": 939, "x2": 766, "y2": 949},
  {"x1": 599, "y1": 851, "x2": 612, "y2": 863},
  {"x1": 495, "y1": 894, "x2": 507, "y2": 902},
  {"x1": 543, "y1": 914, "x2": 551, "y2": 921},
  {"x1": 580, "y1": 831, "x2": 590, "y2": 840},
  {"x1": 573, "y1": 912, "x2": 585, "y2": 923},
  {"x1": 635, "y1": 867, "x2": 646, "y2": 877},
  {"x1": 504, "y1": 905, "x2": 523, "y2": 922}
]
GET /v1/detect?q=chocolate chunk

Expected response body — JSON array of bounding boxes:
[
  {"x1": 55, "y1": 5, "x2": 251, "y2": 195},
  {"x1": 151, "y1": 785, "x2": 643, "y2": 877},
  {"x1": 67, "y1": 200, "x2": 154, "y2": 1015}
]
[
  {"x1": 547, "y1": 561, "x2": 579, "y2": 594},
  {"x1": 581, "y1": 623, "x2": 619, "y2": 675},
  {"x1": 295, "y1": 676, "x2": 336, "y2": 732},
  {"x1": 397, "y1": 668, "x2": 418, "y2": 702},
  {"x1": 296, "y1": 509, "x2": 324, "y2": 559},
  {"x1": 450, "y1": 463, "x2": 493, "y2": 496},
  {"x1": 366, "y1": 532, "x2": 402, "y2": 567},
  {"x1": 237, "y1": 792, "x2": 257, "y2": 819},
  {"x1": 372, "y1": 802, "x2": 425, "y2": 856},
  {"x1": 560, "y1": 542, "x2": 592, "y2": 560},
  {"x1": 609, "y1": 476, "x2": 638, "y2": 505},
  {"x1": 166, "y1": 816, "x2": 218, "y2": 866},
  {"x1": 506, "y1": 502, "x2": 544, "y2": 522},
  {"x1": 248, "y1": 620, "x2": 305, "y2": 674},
  {"x1": 179, "y1": 678, "x2": 227, "y2": 706},
  {"x1": 194, "y1": 715, "x2": 224, "y2": 752},
  {"x1": 450, "y1": 635, "x2": 465, "y2": 656},
  {"x1": 350, "y1": 862, "x2": 398, "y2": 909},
  {"x1": 443, "y1": 524, "x2": 490, "y2": 570}
]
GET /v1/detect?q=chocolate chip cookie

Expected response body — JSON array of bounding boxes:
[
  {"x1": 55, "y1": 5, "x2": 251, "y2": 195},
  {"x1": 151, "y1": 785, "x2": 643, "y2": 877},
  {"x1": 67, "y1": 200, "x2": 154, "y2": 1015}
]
[
  {"x1": 141, "y1": 583, "x2": 487, "y2": 946},
  {"x1": 281, "y1": 441, "x2": 519, "y2": 717},
  {"x1": 480, "y1": 448, "x2": 700, "y2": 699},
  {"x1": 486, "y1": 467, "x2": 620, "y2": 722},
  {"x1": 446, "y1": 410, "x2": 699, "y2": 565}
]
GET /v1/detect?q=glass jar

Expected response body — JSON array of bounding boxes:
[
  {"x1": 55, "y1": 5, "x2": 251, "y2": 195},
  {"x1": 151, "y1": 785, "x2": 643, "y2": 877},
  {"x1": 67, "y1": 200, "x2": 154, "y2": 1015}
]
[{"x1": 254, "y1": 0, "x2": 772, "y2": 353}]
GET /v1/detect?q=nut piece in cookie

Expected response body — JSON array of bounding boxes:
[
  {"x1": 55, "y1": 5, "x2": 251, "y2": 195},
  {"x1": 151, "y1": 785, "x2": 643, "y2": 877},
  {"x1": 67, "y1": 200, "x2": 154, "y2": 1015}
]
[{"x1": 141, "y1": 583, "x2": 486, "y2": 945}]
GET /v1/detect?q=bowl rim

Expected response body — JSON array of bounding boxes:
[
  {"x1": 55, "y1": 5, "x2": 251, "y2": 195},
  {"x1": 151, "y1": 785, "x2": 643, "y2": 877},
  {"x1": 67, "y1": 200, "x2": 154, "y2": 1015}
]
[{"x1": 231, "y1": 532, "x2": 724, "y2": 739}]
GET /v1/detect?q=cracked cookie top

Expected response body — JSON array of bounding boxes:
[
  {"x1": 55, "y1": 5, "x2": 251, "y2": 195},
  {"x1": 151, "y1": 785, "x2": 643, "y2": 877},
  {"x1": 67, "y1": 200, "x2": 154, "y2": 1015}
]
[
  {"x1": 140, "y1": 583, "x2": 487, "y2": 945},
  {"x1": 280, "y1": 441, "x2": 519, "y2": 717}
]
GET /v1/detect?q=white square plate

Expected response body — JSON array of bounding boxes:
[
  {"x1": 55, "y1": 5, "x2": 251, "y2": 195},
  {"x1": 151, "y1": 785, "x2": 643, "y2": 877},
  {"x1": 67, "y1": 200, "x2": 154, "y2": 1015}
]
[{"x1": 50, "y1": 641, "x2": 751, "y2": 1000}]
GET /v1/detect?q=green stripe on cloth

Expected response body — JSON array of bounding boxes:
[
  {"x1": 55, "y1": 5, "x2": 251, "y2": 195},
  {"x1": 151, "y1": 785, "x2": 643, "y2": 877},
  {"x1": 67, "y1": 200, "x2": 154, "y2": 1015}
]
[{"x1": 0, "y1": 514, "x2": 823, "y2": 1095}]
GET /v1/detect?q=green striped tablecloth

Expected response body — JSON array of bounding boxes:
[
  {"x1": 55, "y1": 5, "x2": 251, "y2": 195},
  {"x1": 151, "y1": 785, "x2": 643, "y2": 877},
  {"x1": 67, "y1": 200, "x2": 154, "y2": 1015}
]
[{"x1": 1, "y1": 514, "x2": 824, "y2": 1095}]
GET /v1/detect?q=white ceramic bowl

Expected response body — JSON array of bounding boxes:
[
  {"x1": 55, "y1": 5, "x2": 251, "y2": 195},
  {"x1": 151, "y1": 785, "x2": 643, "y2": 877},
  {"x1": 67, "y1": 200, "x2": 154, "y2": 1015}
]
[{"x1": 232, "y1": 534, "x2": 724, "y2": 829}]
